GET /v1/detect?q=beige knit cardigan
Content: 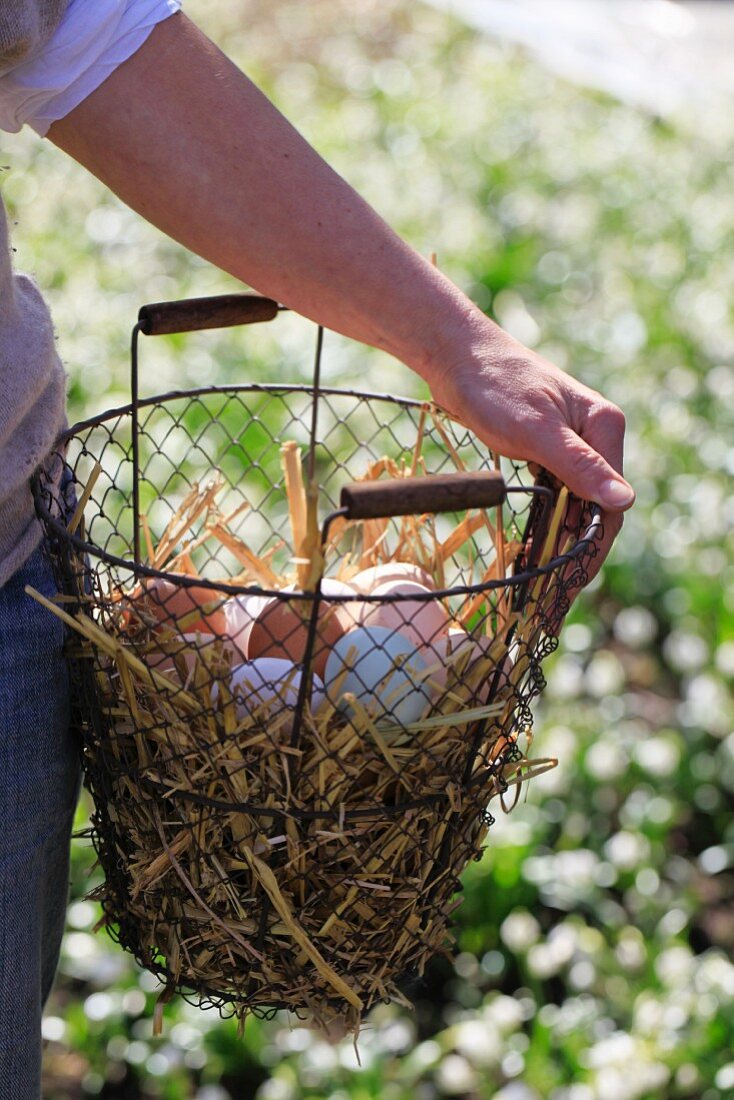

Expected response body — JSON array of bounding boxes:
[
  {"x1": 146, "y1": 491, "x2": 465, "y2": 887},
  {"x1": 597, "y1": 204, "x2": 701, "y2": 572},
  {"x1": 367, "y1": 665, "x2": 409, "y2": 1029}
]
[{"x1": 0, "y1": 0, "x2": 70, "y2": 587}]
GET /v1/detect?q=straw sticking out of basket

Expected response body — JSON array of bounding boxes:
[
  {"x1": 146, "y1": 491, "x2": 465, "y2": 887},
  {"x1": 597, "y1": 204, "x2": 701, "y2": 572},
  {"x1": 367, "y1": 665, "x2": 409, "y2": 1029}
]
[{"x1": 29, "y1": 405, "x2": 587, "y2": 1039}]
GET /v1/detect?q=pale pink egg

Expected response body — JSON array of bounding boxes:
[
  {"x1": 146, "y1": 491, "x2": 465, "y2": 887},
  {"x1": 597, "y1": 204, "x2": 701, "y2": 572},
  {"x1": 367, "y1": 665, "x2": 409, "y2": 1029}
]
[
  {"x1": 422, "y1": 629, "x2": 506, "y2": 703},
  {"x1": 350, "y1": 561, "x2": 435, "y2": 594},
  {"x1": 422, "y1": 628, "x2": 473, "y2": 696},
  {"x1": 356, "y1": 580, "x2": 449, "y2": 652}
]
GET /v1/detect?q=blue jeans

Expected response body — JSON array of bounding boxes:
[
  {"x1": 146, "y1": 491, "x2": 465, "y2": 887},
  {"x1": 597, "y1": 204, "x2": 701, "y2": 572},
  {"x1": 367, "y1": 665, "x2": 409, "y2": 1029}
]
[{"x1": 0, "y1": 540, "x2": 82, "y2": 1099}]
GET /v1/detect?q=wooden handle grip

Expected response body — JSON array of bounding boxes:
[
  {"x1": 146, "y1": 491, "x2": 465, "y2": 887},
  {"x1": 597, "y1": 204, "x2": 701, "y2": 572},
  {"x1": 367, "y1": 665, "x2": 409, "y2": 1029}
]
[
  {"x1": 340, "y1": 471, "x2": 506, "y2": 520},
  {"x1": 138, "y1": 294, "x2": 279, "y2": 335}
]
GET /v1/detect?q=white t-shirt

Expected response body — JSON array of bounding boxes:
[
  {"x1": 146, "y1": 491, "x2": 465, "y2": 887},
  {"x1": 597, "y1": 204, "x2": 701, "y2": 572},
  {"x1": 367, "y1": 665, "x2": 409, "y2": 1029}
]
[{"x1": 0, "y1": 0, "x2": 181, "y2": 136}]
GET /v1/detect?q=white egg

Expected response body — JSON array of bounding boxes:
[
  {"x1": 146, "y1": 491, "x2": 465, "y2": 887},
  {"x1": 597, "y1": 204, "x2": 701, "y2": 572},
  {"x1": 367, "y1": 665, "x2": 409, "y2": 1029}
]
[
  {"x1": 324, "y1": 625, "x2": 431, "y2": 727},
  {"x1": 356, "y1": 580, "x2": 449, "y2": 651},
  {"x1": 313, "y1": 578, "x2": 359, "y2": 600},
  {"x1": 213, "y1": 658, "x2": 325, "y2": 724},
  {"x1": 223, "y1": 593, "x2": 270, "y2": 658},
  {"x1": 351, "y1": 562, "x2": 435, "y2": 594},
  {"x1": 323, "y1": 577, "x2": 361, "y2": 623}
]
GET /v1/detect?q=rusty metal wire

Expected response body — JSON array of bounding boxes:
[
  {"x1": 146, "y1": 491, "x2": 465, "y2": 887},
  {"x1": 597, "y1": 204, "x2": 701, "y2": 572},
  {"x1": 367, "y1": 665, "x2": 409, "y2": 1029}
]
[{"x1": 32, "y1": 305, "x2": 599, "y2": 1030}]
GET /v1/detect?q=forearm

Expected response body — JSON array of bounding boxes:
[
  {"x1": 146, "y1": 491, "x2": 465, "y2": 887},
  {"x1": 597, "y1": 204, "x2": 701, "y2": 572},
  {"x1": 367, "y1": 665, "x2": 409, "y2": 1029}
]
[
  {"x1": 48, "y1": 12, "x2": 483, "y2": 383},
  {"x1": 47, "y1": 7, "x2": 634, "y2": 553}
]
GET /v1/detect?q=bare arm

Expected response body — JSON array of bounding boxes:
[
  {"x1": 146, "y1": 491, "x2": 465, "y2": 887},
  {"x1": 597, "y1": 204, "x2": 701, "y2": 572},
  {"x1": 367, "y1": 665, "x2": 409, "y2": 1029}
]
[
  {"x1": 48, "y1": 14, "x2": 470, "y2": 375},
  {"x1": 48, "y1": 12, "x2": 633, "y2": 572}
]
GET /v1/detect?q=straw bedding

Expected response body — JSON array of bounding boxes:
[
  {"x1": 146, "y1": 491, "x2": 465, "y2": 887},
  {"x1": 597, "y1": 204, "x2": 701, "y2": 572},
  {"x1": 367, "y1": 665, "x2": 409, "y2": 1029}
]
[{"x1": 29, "y1": 437, "x2": 570, "y2": 1036}]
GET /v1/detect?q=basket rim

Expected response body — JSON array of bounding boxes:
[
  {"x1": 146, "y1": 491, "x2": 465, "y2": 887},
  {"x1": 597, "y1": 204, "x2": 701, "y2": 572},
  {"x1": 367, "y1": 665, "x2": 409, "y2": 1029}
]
[
  {"x1": 32, "y1": 381, "x2": 602, "y2": 600},
  {"x1": 53, "y1": 381, "x2": 432, "y2": 442},
  {"x1": 32, "y1": 482, "x2": 602, "y2": 602}
]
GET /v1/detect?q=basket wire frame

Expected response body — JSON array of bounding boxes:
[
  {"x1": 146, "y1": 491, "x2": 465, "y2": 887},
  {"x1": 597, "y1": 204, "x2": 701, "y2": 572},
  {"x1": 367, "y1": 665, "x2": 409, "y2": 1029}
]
[{"x1": 32, "y1": 297, "x2": 600, "y2": 1027}]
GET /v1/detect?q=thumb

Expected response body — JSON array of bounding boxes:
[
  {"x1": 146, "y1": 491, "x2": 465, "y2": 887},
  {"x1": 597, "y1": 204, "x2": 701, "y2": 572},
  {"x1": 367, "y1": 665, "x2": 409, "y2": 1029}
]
[{"x1": 541, "y1": 424, "x2": 635, "y2": 511}]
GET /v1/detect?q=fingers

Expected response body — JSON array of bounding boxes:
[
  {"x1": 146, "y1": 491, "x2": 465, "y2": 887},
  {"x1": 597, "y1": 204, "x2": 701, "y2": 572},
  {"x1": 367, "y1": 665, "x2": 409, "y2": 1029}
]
[
  {"x1": 582, "y1": 400, "x2": 626, "y2": 477},
  {"x1": 548, "y1": 402, "x2": 631, "y2": 588},
  {"x1": 432, "y1": 354, "x2": 633, "y2": 593},
  {"x1": 533, "y1": 416, "x2": 634, "y2": 514},
  {"x1": 569, "y1": 501, "x2": 623, "y2": 593},
  {"x1": 545, "y1": 501, "x2": 623, "y2": 633},
  {"x1": 586, "y1": 508, "x2": 623, "y2": 585}
]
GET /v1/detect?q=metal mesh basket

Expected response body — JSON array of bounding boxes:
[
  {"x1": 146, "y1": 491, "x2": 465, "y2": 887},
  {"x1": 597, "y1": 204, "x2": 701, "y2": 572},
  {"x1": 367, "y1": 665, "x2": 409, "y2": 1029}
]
[{"x1": 32, "y1": 294, "x2": 600, "y2": 1033}]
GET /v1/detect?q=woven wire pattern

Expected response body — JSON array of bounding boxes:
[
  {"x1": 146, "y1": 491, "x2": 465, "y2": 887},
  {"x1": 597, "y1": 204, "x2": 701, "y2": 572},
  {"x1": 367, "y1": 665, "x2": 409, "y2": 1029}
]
[{"x1": 34, "y1": 383, "x2": 598, "y2": 1028}]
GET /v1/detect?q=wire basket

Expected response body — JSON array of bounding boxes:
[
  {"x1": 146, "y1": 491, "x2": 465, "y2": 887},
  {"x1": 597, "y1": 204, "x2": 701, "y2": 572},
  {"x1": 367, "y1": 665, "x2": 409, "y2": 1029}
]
[{"x1": 32, "y1": 294, "x2": 600, "y2": 1034}]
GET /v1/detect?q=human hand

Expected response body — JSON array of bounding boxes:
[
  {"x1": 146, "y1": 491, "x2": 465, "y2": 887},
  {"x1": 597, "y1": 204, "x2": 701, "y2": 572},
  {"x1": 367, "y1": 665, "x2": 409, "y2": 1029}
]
[{"x1": 428, "y1": 317, "x2": 634, "y2": 587}]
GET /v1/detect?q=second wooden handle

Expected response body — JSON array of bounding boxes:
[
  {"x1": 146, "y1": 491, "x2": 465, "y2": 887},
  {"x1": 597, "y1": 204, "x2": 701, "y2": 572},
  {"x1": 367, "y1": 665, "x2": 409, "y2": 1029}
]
[
  {"x1": 138, "y1": 293, "x2": 279, "y2": 336},
  {"x1": 340, "y1": 471, "x2": 506, "y2": 520}
]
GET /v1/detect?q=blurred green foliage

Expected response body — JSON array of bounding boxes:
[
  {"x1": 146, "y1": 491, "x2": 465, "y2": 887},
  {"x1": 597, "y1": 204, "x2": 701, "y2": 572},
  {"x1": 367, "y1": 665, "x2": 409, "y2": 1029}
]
[{"x1": 3, "y1": 0, "x2": 732, "y2": 1097}]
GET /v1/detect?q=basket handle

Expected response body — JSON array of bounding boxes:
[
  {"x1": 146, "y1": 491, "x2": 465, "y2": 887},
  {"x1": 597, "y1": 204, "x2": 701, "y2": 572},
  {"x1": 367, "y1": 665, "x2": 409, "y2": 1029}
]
[
  {"x1": 339, "y1": 471, "x2": 506, "y2": 520},
  {"x1": 137, "y1": 293, "x2": 280, "y2": 335},
  {"x1": 131, "y1": 293, "x2": 282, "y2": 564}
]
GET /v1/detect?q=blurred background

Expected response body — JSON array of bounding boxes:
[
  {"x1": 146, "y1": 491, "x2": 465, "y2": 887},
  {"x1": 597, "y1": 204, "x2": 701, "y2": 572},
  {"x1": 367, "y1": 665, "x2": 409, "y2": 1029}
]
[{"x1": 3, "y1": 0, "x2": 733, "y2": 1096}]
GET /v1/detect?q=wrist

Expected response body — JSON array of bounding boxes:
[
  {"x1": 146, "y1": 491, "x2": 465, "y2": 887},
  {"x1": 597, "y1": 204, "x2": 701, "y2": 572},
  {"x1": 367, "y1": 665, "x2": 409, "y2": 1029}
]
[
  {"x1": 390, "y1": 280, "x2": 496, "y2": 387},
  {"x1": 407, "y1": 297, "x2": 507, "y2": 390}
]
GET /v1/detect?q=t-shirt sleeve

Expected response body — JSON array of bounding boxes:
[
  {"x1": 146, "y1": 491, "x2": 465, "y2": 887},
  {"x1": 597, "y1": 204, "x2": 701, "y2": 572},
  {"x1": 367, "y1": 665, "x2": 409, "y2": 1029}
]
[{"x1": 0, "y1": 0, "x2": 182, "y2": 136}]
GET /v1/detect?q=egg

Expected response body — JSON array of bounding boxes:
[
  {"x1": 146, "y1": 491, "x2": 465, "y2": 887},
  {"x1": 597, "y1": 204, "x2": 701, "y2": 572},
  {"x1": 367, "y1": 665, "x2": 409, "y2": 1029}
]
[
  {"x1": 350, "y1": 561, "x2": 435, "y2": 594},
  {"x1": 139, "y1": 575, "x2": 227, "y2": 636},
  {"x1": 422, "y1": 628, "x2": 498, "y2": 702},
  {"x1": 146, "y1": 631, "x2": 233, "y2": 683},
  {"x1": 421, "y1": 627, "x2": 471, "y2": 696},
  {"x1": 223, "y1": 593, "x2": 270, "y2": 658},
  {"x1": 470, "y1": 639, "x2": 514, "y2": 704},
  {"x1": 213, "y1": 658, "x2": 325, "y2": 724},
  {"x1": 324, "y1": 625, "x2": 432, "y2": 727},
  {"x1": 355, "y1": 580, "x2": 449, "y2": 652},
  {"x1": 246, "y1": 579, "x2": 357, "y2": 679}
]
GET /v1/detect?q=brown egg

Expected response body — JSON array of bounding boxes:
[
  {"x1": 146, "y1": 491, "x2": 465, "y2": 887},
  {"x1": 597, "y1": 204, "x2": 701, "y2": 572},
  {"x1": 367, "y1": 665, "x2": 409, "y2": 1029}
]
[
  {"x1": 139, "y1": 575, "x2": 228, "y2": 636},
  {"x1": 247, "y1": 581, "x2": 356, "y2": 680}
]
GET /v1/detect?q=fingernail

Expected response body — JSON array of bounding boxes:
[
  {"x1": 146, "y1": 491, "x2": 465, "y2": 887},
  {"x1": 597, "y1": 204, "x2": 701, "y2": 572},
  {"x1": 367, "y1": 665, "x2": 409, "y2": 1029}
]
[{"x1": 600, "y1": 479, "x2": 635, "y2": 508}]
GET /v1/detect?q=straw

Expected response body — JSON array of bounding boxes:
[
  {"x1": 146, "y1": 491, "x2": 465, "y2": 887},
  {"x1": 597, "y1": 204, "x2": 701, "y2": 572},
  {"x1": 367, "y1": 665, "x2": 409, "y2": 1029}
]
[
  {"x1": 28, "y1": 428, "x2": 578, "y2": 1039},
  {"x1": 67, "y1": 460, "x2": 102, "y2": 536},
  {"x1": 282, "y1": 442, "x2": 308, "y2": 575}
]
